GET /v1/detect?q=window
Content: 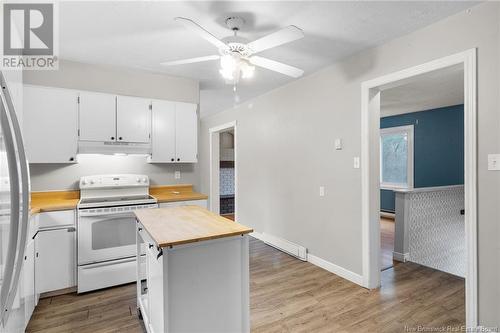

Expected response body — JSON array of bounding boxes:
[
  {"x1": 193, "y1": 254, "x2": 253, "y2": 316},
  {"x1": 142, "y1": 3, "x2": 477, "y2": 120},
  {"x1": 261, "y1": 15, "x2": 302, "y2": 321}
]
[{"x1": 380, "y1": 125, "x2": 414, "y2": 189}]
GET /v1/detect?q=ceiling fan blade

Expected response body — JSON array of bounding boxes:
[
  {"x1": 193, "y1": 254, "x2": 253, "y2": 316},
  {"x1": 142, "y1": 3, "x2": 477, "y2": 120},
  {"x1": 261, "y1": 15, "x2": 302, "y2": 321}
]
[
  {"x1": 161, "y1": 55, "x2": 220, "y2": 66},
  {"x1": 247, "y1": 26, "x2": 304, "y2": 54},
  {"x1": 175, "y1": 17, "x2": 228, "y2": 50},
  {"x1": 249, "y1": 56, "x2": 304, "y2": 78}
]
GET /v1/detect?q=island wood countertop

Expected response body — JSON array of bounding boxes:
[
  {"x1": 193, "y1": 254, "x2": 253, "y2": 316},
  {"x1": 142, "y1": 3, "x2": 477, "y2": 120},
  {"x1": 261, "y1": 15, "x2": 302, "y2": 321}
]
[
  {"x1": 135, "y1": 205, "x2": 253, "y2": 248},
  {"x1": 149, "y1": 184, "x2": 208, "y2": 203}
]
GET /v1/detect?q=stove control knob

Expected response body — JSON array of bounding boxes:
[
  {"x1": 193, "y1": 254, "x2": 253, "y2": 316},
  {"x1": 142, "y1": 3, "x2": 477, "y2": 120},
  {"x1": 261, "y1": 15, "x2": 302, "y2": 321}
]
[
  {"x1": 142, "y1": 177, "x2": 147, "y2": 183},
  {"x1": 136, "y1": 178, "x2": 141, "y2": 183},
  {"x1": 82, "y1": 179, "x2": 88, "y2": 185},
  {"x1": 90, "y1": 179, "x2": 95, "y2": 185}
]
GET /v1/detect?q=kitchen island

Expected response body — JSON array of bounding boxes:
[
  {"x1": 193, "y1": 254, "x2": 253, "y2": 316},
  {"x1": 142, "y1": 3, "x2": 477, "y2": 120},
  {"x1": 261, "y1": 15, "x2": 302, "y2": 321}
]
[{"x1": 135, "y1": 205, "x2": 253, "y2": 333}]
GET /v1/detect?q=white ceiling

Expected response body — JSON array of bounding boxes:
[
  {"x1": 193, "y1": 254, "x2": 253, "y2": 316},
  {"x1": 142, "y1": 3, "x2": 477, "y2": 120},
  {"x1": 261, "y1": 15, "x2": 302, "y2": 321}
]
[
  {"x1": 59, "y1": 1, "x2": 476, "y2": 117},
  {"x1": 381, "y1": 65, "x2": 464, "y2": 117}
]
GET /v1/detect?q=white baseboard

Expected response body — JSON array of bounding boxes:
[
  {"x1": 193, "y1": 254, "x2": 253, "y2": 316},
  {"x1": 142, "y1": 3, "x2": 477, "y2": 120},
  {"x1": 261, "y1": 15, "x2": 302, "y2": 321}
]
[
  {"x1": 393, "y1": 251, "x2": 409, "y2": 262},
  {"x1": 251, "y1": 232, "x2": 307, "y2": 260},
  {"x1": 251, "y1": 232, "x2": 363, "y2": 287},
  {"x1": 308, "y1": 254, "x2": 364, "y2": 286}
]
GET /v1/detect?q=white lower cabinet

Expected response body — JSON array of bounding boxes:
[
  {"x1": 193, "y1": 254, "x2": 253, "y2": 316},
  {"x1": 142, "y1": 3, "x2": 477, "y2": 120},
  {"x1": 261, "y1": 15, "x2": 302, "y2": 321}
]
[
  {"x1": 35, "y1": 223, "x2": 76, "y2": 294},
  {"x1": 23, "y1": 237, "x2": 35, "y2": 325},
  {"x1": 159, "y1": 199, "x2": 207, "y2": 209},
  {"x1": 147, "y1": 241, "x2": 164, "y2": 333}
]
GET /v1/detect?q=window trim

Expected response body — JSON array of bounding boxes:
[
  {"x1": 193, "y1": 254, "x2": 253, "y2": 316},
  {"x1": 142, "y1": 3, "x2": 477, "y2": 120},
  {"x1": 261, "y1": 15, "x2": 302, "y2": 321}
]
[{"x1": 380, "y1": 124, "x2": 414, "y2": 190}]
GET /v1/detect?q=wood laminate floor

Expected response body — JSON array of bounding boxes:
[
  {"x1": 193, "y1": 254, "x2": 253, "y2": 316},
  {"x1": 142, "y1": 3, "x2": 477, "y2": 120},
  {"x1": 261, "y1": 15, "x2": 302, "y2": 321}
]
[
  {"x1": 222, "y1": 213, "x2": 235, "y2": 221},
  {"x1": 381, "y1": 217, "x2": 397, "y2": 271},
  {"x1": 27, "y1": 237, "x2": 464, "y2": 333}
]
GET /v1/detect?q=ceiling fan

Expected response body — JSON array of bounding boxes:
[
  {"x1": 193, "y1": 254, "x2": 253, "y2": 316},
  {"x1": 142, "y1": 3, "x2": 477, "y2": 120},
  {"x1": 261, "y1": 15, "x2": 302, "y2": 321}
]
[{"x1": 161, "y1": 16, "x2": 305, "y2": 86}]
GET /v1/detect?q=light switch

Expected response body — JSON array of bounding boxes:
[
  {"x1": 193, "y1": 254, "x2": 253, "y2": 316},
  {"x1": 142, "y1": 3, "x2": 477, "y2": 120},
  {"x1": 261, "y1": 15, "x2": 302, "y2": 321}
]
[
  {"x1": 488, "y1": 154, "x2": 500, "y2": 170},
  {"x1": 174, "y1": 171, "x2": 181, "y2": 179},
  {"x1": 353, "y1": 157, "x2": 360, "y2": 169},
  {"x1": 319, "y1": 186, "x2": 325, "y2": 197},
  {"x1": 335, "y1": 138, "x2": 343, "y2": 150}
]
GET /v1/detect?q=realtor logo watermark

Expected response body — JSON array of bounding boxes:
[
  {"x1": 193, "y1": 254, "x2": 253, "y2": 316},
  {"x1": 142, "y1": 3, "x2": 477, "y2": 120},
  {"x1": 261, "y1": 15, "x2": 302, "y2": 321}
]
[{"x1": 2, "y1": 1, "x2": 58, "y2": 70}]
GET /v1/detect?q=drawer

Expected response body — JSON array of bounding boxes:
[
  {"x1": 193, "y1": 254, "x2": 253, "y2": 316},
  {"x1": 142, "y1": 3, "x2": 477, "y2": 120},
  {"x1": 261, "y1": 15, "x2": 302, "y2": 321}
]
[
  {"x1": 159, "y1": 200, "x2": 207, "y2": 209},
  {"x1": 38, "y1": 210, "x2": 75, "y2": 229},
  {"x1": 182, "y1": 199, "x2": 207, "y2": 208},
  {"x1": 158, "y1": 202, "x2": 183, "y2": 208}
]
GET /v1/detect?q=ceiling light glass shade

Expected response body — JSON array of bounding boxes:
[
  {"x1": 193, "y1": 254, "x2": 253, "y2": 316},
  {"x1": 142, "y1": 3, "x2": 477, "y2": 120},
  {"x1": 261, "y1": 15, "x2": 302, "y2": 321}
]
[
  {"x1": 219, "y1": 54, "x2": 254, "y2": 83},
  {"x1": 220, "y1": 54, "x2": 237, "y2": 71},
  {"x1": 240, "y1": 61, "x2": 255, "y2": 79},
  {"x1": 219, "y1": 68, "x2": 234, "y2": 80}
]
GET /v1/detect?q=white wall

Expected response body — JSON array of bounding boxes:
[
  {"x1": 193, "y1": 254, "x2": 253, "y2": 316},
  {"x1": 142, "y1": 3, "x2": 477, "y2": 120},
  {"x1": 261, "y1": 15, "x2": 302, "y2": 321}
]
[
  {"x1": 29, "y1": 155, "x2": 196, "y2": 191},
  {"x1": 198, "y1": 2, "x2": 500, "y2": 326},
  {"x1": 24, "y1": 60, "x2": 200, "y2": 191}
]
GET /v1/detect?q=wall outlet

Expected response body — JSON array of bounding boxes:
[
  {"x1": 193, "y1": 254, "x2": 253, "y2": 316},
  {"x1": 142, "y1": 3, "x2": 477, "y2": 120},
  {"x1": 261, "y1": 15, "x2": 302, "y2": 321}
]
[
  {"x1": 174, "y1": 171, "x2": 181, "y2": 179},
  {"x1": 335, "y1": 138, "x2": 343, "y2": 150},
  {"x1": 319, "y1": 186, "x2": 325, "y2": 197},
  {"x1": 353, "y1": 157, "x2": 360, "y2": 169},
  {"x1": 488, "y1": 154, "x2": 500, "y2": 170}
]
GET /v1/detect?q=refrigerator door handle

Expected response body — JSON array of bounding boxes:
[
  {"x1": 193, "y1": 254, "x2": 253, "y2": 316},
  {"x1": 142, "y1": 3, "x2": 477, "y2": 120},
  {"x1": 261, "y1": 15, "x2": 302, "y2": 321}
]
[
  {"x1": 0, "y1": 71, "x2": 30, "y2": 326},
  {"x1": 0, "y1": 76, "x2": 21, "y2": 326}
]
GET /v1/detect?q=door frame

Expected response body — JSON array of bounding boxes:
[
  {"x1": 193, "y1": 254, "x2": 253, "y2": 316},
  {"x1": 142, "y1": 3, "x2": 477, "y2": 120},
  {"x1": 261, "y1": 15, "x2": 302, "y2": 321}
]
[
  {"x1": 209, "y1": 121, "x2": 237, "y2": 218},
  {"x1": 360, "y1": 49, "x2": 477, "y2": 327}
]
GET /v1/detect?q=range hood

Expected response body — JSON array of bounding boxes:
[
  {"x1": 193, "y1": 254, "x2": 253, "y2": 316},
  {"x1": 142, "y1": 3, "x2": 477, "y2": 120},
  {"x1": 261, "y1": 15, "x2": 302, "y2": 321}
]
[{"x1": 78, "y1": 140, "x2": 151, "y2": 155}]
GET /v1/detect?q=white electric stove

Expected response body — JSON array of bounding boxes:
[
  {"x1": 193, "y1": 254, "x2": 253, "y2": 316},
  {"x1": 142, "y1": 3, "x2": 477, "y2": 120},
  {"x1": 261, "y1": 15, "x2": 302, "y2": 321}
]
[{"x1": 77, "y1": 174, "x2": 157, "y2": 293}]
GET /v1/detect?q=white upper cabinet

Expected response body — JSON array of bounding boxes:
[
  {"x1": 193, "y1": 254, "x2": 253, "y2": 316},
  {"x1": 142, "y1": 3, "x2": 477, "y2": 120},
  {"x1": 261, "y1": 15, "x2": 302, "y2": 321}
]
[
  {"x1": 150, "y1": 101, "x2": 198, "y2": 163},
  {"x1": 23, "y1": 85, "x2": 78, "y2": 163},
  {"x1": 23, "y1": 85, "x2": 197, "y2": 162},
  {"x1": 150, "y1": 99, "x2": 176, "y2": 163},
  {"x1": 78, "y1": 92, "x2": 116, "y2": 142},
  {"x1": 116, "y1": 95, "x2": 151, "y2": 143},
  {"x1": 175, "y1": 102, "x2": 198, "y2": 163}
]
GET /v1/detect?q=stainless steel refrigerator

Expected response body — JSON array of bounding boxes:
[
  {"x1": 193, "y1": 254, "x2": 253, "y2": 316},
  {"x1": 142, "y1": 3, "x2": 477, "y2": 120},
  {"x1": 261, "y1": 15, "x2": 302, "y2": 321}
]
[{"x1": 0, "y1": 71, "x2": 30, "y2": 333}]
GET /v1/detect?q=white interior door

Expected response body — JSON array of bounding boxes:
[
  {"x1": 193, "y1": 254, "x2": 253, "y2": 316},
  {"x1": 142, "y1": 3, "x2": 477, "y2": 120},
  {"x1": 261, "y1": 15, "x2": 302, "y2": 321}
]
[
  {"x1": 175, "y1": 102, "x2": 198, "y2": 162},
  {"x1": 79, "y1": 92, "x2": 116, "y2": 142},
  {"x1": 151, "y1": 100, "x2": 176, "y2": 163},
  {"x1": 116, "y1": 96, "x2": 151, "y2": 143}
]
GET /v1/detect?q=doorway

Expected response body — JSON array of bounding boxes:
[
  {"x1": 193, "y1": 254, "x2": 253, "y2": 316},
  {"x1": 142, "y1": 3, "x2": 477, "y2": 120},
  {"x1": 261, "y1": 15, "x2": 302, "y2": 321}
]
[
  {"x1": 361, "y1": 49, "x2": 477, "y2": 327},
  {"x1": 209, "y1": 121, "x2": 237, "y2": 220},
  {"x1": 378, "y1": 66, "x2": 466, "y2": 273}
]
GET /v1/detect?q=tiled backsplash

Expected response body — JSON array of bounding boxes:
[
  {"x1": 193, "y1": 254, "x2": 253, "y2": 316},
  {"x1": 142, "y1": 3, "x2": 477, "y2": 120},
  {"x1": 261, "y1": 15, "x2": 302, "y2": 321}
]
[{"x1": 220, "y1": 167, "x2": 235, "y2": 196}]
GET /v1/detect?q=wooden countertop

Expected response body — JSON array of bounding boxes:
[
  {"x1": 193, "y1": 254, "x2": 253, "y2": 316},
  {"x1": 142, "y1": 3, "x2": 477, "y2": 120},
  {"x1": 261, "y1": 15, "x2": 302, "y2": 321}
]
[
  {"x1": 30, "y1": 191, "x2": 80, "y2": 214},
  {"x1": 29, "y1": 184, "x2": 207, "y2": 215},
  {"x1": 135, "y1": 205, "x2": 253, "y2": 248},
  {"x1": 149, "y1": 184, "x2": 208, "y2": 203}
]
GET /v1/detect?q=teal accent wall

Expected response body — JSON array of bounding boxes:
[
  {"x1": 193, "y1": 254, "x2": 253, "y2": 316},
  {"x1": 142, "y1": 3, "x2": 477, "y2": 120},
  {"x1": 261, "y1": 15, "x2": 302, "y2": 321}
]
[{"x1": 380, "y1": 105, "x2": 464, "y2": 212}]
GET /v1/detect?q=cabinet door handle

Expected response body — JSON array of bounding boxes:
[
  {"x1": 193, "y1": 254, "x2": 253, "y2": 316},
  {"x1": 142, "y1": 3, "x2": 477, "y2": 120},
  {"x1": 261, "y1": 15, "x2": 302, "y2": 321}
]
[
  {"x1": 177, "y1": 158, "x2": 180, "y2": 162},
  {"x1": 111, "y1": 136, "x2": 115, "y2": 140},
  {"x1": 69, "y1": 157, "x2": 74, "y2": 162},
  {"x1": 171, "y1": 158, "x2": 174, "y2": 162},
  {"x1": 149, "y1": 243, "x2": 154, "y2": 249},
  {"x1": 118, "y1": 137, "x2": 123, "y2": 140},
  {"x1": 157, "y1": 248, "x2": 163, "y2": 259}
]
